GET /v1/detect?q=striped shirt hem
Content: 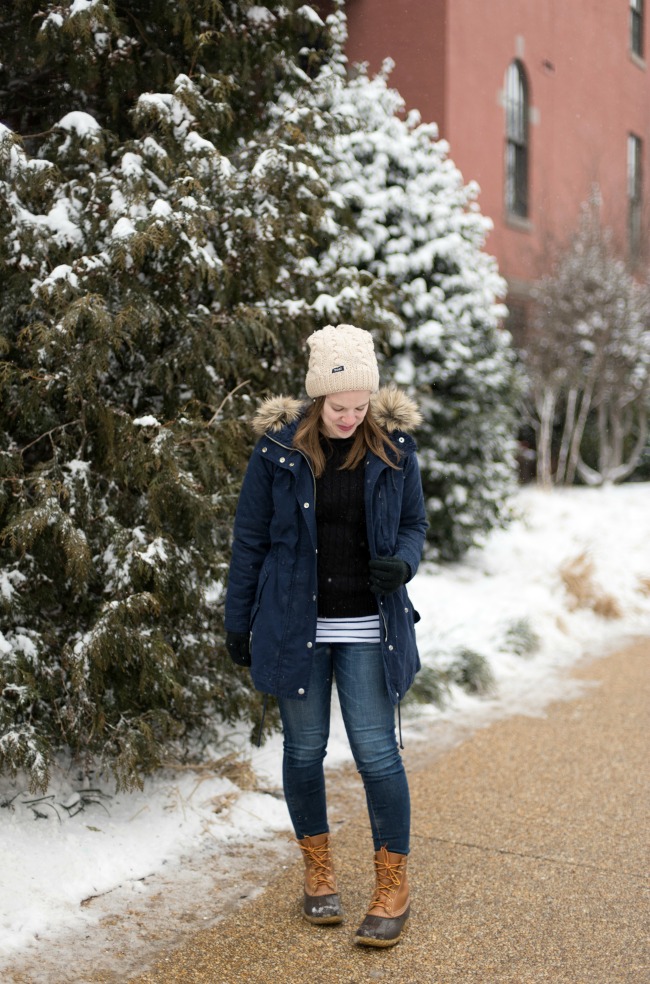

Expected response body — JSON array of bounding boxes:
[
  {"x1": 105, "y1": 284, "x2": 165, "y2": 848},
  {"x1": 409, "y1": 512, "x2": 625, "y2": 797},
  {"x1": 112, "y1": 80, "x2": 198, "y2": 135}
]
[{"x1": 316, "y1": 615, "x2": 381, "y2": 643}]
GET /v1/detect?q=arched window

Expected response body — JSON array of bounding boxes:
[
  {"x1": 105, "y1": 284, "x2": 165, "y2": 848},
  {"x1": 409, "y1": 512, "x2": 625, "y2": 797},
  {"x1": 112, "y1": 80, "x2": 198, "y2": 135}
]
[{"x1": 504, "y1": 60, "x2": 529, "y2": 219}]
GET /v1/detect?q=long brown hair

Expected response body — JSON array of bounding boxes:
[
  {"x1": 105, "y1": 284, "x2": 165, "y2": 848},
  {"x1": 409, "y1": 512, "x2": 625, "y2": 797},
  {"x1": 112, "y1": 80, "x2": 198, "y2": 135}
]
[{"x1": 293, "y1": 397, "x2": 400, "y2": 478}]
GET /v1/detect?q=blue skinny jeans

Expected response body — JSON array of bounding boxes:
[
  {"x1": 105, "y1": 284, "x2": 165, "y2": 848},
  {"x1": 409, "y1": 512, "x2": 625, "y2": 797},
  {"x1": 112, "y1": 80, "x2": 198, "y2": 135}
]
[{"x1": 277, "y1": 642, "x2": 410, "y2": 855}]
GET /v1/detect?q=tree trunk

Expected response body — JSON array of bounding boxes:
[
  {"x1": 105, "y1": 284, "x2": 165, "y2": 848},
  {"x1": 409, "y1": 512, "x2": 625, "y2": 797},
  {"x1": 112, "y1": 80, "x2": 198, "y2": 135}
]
[
  {"x1": 575, "y1": 455, "x2": 603, "y2": 485},
  {"x1": 606, "y1": 400, "x2": 648, "y2": 482},
  {"x1": 556, "y1": 385, "x2": 577, "y2": 484},
  {"x1": 577, "y1": 393, "x2": 649, "y2": 484},
  {"x1": 536, "y1": 386, "x2": 556, "y2": 487},
  {"x1": 565, "y1": 381, "x2": 594, "y2": 486},
  {"x1": 597, "y1": 401, "x2": 611, "y2": 478}
]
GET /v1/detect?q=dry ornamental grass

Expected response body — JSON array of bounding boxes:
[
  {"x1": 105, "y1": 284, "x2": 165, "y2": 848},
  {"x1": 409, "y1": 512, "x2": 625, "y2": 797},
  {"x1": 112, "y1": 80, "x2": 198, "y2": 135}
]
[
  {"x1": 637, "y1": 576, "x2": 650, "y2": 596},
  {"x1": 559, "y1": 552, "x2": 622, "y2": 619}
]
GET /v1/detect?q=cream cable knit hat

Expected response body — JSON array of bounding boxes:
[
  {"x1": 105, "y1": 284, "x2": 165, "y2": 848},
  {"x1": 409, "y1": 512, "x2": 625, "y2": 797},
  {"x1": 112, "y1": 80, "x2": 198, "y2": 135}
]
[{"x1": 305, "y1": 324, "x2": 380, "y2": 397}]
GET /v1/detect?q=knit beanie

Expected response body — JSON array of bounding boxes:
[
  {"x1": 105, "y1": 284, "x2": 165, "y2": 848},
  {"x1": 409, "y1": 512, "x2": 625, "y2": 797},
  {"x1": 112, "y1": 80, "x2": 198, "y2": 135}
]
[{"x1": 305, "y1": 324, "x2": 380, "y2": 398}]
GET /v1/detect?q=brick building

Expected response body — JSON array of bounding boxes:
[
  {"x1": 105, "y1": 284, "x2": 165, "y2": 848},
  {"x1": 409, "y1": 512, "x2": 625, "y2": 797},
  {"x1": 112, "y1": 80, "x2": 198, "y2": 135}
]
[{"x1": 340, "y1": 0, "x2": 650, "y2": 337}]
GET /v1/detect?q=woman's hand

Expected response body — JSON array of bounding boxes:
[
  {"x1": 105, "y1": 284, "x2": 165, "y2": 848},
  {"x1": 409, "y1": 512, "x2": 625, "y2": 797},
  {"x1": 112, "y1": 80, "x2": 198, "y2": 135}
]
[
  {"x1": 368, "y1": 557, "x2": 411, "y2": 595},
  {"x1": 226, "y1": 631, "x2": 251, "y2": 667}
]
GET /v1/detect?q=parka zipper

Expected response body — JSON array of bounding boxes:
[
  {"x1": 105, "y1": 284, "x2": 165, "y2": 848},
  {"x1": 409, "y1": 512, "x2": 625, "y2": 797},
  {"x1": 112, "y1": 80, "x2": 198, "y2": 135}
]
[
  {"x1": 378, "y1": 601, "x2": 389, "y2": 642},
  {"x1": 365, "y1": 455, "x2": 390, "y2": 642},
  {"x1": 266, "y1": 434, "x2": 317, "y2": 504}
]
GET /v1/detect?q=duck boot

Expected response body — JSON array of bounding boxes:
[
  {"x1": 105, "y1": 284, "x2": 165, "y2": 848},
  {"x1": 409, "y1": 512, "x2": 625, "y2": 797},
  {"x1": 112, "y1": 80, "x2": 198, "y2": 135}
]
[
  {"x1": 297, "y1": 833, "x2": 344, "y2": 925},
  {"x1": 354, "y1": 846, "x2": 410, "y2": 947}
]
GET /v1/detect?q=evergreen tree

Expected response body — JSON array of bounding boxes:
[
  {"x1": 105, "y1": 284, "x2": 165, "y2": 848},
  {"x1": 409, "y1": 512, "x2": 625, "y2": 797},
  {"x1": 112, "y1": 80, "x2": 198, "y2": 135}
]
[
  {"x1": 313, "y1": 45, "x2": 520, "y2": 559},
  {"x1": 0, "y1": 1, "x2": 521, "y2": 791},
  {"x1": 0, "y1": 1, "x2": 374, "y2": 790}
]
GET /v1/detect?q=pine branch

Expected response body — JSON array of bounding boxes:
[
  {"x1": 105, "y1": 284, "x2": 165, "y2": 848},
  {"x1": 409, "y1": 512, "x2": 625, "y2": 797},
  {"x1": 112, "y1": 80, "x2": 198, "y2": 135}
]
[
  {"x1": 19, "y1": 419, "x2": 83, "y2": 456},
  {"x1": 207, "y1": 379, "x2": 250, "y2": 426}
]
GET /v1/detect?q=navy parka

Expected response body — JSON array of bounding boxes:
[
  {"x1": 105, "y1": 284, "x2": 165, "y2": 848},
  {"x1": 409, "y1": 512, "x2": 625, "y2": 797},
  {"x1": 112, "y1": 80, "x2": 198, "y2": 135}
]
[{"x1": 224, "y1": 388, "x2": 428, "y2": 704}]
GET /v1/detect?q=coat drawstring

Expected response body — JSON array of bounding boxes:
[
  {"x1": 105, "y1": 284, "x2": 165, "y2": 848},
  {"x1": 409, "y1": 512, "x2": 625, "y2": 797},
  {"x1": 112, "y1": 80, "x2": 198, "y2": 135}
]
[
  {"x1": 397, "y1": 700, "x2": 404, "y2": 750},
  {"x1": 256, "y1": 694, "x2": 269, "y2": 748}
]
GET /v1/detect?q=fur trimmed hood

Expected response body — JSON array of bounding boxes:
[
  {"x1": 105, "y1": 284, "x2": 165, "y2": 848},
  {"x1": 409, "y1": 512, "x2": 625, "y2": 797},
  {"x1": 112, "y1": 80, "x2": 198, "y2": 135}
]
[{"x1": 252, "y1": 386, "x2": 422, "y2": 437}]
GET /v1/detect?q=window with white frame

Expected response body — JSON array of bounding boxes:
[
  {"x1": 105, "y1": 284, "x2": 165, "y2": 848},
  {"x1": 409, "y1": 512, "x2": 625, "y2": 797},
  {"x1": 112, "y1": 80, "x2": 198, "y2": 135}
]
[{"x1": 504, "y1": 60, "x2": 529, "y2": 219}]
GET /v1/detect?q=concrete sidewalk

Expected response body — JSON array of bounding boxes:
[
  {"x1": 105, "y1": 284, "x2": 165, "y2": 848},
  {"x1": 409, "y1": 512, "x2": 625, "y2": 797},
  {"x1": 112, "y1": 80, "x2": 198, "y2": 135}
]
[{"x1": 131, "y1": 640, "x2": 649, "y2": 984}]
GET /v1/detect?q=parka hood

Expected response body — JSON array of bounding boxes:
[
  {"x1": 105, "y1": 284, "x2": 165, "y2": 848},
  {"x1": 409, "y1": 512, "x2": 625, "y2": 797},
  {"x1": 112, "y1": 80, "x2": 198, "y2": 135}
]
[
  {"x1": 252, "y1": 386, "x2": 422, "y2": 437},
  {"x1": 253, "y1": 396, "x2": 304, "y2": 436},
  {"x1": 371, "y1": 386, "x2": 423, "y2": 433}
]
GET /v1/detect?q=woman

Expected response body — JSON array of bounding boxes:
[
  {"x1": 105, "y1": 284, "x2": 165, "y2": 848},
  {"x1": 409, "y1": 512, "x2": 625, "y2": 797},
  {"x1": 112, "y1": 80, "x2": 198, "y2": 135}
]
[{"x1": 224, "y1": 324, "x2": 427, "y2": 947}]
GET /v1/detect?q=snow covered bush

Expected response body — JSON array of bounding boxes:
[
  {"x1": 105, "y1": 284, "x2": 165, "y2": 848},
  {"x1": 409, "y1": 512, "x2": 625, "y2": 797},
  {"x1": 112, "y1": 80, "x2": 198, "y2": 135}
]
[
  {"x1": 0, "y1": 1, "x2": 520, "y2": 789},
  {"x1": 525, "y1": 203, "x2": 650, "y2": 486},
  {"x1": 313, "y1": 45, "x2": 520, "y2": 559}
]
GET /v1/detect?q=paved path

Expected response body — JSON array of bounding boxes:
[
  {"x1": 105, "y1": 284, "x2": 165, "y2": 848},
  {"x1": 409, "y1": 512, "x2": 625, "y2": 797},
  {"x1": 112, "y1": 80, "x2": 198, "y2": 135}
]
[{"x1": 129, "y1": 640, "x2": 649, "y2": 984}]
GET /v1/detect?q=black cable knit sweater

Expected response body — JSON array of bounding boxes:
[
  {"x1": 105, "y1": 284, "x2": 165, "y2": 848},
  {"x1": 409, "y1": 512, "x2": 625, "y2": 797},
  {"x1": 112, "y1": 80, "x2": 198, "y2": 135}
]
[{"x1": 315, "y1": 437, "x2": 378, "y2": 618}]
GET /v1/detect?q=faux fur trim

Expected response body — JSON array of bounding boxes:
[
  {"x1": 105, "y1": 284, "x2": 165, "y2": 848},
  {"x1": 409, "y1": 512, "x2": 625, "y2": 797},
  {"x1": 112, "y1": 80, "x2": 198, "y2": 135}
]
[
  {"x1": 371, "y1": 386, "x2": 422, "y2": 433},
  {"x1": 252, "y1": 396, "x2": 306, "y2": 435},
  {"x1": 252, "y1": 387, "x2": 421, "y2": 436}
]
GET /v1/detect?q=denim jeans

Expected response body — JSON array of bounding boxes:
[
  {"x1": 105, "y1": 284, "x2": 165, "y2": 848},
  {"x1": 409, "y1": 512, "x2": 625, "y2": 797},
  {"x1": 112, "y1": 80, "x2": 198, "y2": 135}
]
[{"x1": 277, "y1": 642, "x2": 410, "y2": 855}]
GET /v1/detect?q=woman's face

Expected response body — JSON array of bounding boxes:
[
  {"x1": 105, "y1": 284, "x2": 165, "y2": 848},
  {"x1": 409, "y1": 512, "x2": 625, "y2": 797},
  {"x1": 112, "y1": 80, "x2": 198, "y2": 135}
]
[{"x1": 320, "y1": 390, "x2": 371, "y2": 439}]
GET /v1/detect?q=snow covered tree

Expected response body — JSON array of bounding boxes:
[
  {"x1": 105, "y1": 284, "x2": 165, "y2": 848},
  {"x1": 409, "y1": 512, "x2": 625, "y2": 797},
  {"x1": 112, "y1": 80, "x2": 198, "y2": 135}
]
[
  {"x1": 313, "y1": 44, "x2": 519, "y2": 559},
  {"x1": 1, "y1": 1, "x2": 521, "y2": 790},
  {"x1": 0, "y1": 1, "x2": 377, "y2": 790},
  {"x1": 525, "y1": 203, "x2": 650, "y2": 486}
]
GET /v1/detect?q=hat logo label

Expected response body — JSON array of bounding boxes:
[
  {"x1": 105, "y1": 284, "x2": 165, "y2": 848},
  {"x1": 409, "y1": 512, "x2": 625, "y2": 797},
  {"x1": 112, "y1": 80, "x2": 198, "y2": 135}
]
[{"x1": 332, "y1": 365, "x2": 345, "y2": 373}]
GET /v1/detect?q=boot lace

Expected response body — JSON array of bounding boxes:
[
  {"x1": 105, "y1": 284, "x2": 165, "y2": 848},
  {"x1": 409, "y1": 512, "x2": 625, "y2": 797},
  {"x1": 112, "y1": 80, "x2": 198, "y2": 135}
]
[
  {"x1": 370, "y1": 852, "x2": 404, "y2": 912},
  {"x1": 298, "y1": 840, "x2": 336, "y2": 892}
]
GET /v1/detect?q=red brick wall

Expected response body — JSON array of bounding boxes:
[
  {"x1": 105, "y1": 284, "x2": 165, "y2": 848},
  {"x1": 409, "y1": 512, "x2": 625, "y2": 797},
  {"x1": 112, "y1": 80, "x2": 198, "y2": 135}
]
[
  {"x1": 342, "y1": 0, "x2": 650, "y2": 293},
  {"x1": 344, "y1": 0, "x2": 448, "y2": 134}
]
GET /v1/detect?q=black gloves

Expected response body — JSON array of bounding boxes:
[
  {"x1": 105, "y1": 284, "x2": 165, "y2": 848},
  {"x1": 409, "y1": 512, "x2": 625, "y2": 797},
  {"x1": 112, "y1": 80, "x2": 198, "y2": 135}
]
[
  {"x1": 226, "y1": 631, "x2": 251, "y2": 667},
  {"x1": 368, "y1": 557, "x2": 411, "y2": 595}
]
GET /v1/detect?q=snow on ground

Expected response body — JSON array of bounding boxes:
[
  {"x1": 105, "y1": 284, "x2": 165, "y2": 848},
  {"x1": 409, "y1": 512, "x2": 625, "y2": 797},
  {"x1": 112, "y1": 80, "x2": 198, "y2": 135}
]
[{"x1": 2, "y1": 483, "x2": 649, "y2": 978}]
